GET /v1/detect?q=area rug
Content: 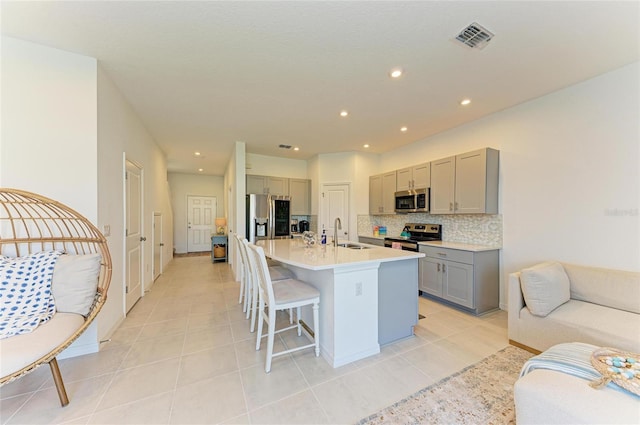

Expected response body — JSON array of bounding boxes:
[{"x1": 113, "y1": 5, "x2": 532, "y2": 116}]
[{"x1": 358, "y1": 345, "x2": 534, "y2": 425}]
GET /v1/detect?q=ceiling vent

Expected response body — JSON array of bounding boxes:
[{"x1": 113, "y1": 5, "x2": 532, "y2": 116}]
[
  {"x1": 455, "y1": 22, "x2": 494, "y2": 50},
  {"x1": 278, "y1": 144, "x2": 292, "y2": 149}
]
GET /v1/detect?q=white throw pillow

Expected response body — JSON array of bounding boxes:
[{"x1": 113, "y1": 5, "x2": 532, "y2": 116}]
[
  {"x1": 51, "y1": 254, "x2": 102, "y2": 316},
  {"x1": 520, "y1": 261, "x2": 570, "y2": 317}
]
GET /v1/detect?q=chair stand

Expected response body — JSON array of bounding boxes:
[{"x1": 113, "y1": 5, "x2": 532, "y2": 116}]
[{"x1": 49, "y1": 358, "x2": 69, "y2": 407}]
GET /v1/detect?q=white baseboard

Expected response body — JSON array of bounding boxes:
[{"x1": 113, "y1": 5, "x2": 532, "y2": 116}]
[{"x1": 58, "y1": 340, "x2": 99, "y2": 360}]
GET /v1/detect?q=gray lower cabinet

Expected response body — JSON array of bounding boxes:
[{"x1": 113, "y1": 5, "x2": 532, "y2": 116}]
[
  {"x1": 419, "y1": 245, "x2": 499, "y2": 314},
  {"x1": 358, "y1": 236, "x2": 385, "y2": 247},
  {"x1": 379, "y1": 259, "x2": 418, "y2": 345}
]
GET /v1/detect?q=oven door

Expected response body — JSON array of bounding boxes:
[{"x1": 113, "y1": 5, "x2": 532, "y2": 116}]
[{"x1": 384, "y1": 238, "x2": 418, "y2": 252}]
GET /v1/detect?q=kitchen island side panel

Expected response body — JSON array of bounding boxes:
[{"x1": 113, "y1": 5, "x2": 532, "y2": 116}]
[{"x1": 378, "y1": 259, "x2": 419, "y2": 345}]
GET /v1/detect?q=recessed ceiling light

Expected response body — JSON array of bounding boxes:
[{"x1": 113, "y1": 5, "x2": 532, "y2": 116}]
[
  {"x1": 363, "y1": 144, "x2": 370, "y2": 148},
  {"x1": 400, "y1": 127, "x2": 408, "y2": 132},
  {"x1": 294, "y1": 147, "x2": 299, "y2": 151},
  {"x1": 389, "y1": 68, "x2": 403, "y2": 78},
  {"x1": 340, "y1": 110, "x2": 349, "y2": 117},
  {"x1": 460, "y1": 98, "x2": 471, "y2": 106},
  {"x1": 198, "y1": 168, "x2": 204, "y2": 172},
  {"x1": 194, "y1": 151, "x2": 201, "y2": 156}
]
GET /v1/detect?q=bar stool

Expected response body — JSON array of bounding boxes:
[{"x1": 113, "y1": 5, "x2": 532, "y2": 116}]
[
  {"x1": 246, "y1": 243, "x2": 320, "y2": 373},
  {"x1": 236, "y1": 237, "x2": 293, "y2": 331},
  {"x1": 235, "y1": 233, "x2": 248, "y2": 308}
]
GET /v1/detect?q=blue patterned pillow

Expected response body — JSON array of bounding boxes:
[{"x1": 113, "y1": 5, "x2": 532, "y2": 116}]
[{"x1": 0, "y1": 251, "x2": 61, "y2": 339}]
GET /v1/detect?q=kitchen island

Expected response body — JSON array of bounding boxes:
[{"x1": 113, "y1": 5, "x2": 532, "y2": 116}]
[{"x1": 257, "y1": 239, "x2": 424, "y2": 367}]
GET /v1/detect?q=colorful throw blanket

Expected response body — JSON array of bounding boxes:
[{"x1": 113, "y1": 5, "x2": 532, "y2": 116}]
[
  {"x1": 519, "y1": 342, "x2": 639, "y2": 397},
  {"x1": 0, "y1": 251, "x2": 61, "y2": 339}
]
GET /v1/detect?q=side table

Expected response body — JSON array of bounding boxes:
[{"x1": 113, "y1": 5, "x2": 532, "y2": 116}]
[{"x1": 211, "y1": 235, "x2": 227, "y2": 263}]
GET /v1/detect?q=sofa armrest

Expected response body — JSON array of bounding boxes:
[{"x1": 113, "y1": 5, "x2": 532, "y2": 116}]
[{"x1": 508, "y1": 271, "x2": 525, "y2": 341}]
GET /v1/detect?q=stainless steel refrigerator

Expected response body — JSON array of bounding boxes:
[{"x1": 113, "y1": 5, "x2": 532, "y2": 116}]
[{"x1": 246, "y1": 194, "x2": 291, "y2": 243}]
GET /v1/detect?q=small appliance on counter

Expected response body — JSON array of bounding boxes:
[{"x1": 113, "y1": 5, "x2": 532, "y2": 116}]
[
  {"x1": 291, "y1": 219, "x2": 298, "y2": 233},
  {"x1": 299, "y1": 220, "x2": 310, "y2": 232}
]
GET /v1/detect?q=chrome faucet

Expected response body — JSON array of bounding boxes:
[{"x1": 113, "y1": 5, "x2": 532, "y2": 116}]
[{"x1": 333, "y1": 217, "x2": 342, "y2": 247}]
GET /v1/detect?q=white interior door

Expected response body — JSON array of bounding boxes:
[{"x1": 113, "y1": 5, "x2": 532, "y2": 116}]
[
  {"x1": 152, "y1": 212, "x2": 162, "y2": 281},
  {"x1": 187, "y1": 196, "x2": 216, "y2": 252},
  {"x1": 321, "y1": 183, "x2": 350, "y2": 244},
  {"x1": 125, "y1": 160, "x2": 144, "y2": 312}
]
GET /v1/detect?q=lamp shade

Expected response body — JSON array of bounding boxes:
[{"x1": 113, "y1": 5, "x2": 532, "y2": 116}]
[{"x1": 215, "y1": 218, "x2": 227, "y2": 235}]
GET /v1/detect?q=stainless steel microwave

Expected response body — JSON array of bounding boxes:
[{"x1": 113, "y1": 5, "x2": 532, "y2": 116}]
[{"x1": 394, "y1": 188, "x2": 429, "y2": 213}]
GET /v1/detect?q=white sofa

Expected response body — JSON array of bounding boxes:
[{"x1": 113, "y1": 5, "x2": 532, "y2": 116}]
[{"x1": 508, "y1": 261, "x2": 640, "y2": 353}]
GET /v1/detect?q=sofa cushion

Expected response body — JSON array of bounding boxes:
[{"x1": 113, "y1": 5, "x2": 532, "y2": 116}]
[
  {"x1": 51, "y1": 254, "x2": 102, "y2": 317},
  {"x1": 0, "y1": 312, "x2": 84, "y2": 378},
  {"x1": 563, "y1": 263, "x2": 640, "y2": 314},
  {"x1": 521, "y1": 262, "x2": 570, "y2": 317},
  {"x1": 0, "y1": 251, "x2": 60, "y2": 339},
  {"x1": 518, "y1": 299, "x2": 640, "y2": 352}
]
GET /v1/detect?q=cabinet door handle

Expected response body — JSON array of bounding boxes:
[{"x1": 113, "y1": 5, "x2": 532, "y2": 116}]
[
  {"x1": 442, "y1": 264, "x2": 446, "y2": 273},
  {"x1": 449, "y1": 202, "x2": 453, "y2": 211},
  {"x1": 454, "y1": 202, "x2": 459, "y2": 211},
  {"x1": 437, "y1": 252, "x2": 447, "y2": 257},
  {"x1": 437, "y1": 263, "x2": 440, "y2": 272}
]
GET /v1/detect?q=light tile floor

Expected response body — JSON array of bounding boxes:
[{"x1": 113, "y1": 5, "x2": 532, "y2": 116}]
[{"x1": 0, "y1": 256, "x2": 508, "y2": 425}]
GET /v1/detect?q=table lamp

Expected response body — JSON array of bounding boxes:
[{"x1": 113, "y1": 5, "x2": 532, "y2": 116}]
[{"x1": 215, "y1": 217, "x2": 227, "y2": 235}]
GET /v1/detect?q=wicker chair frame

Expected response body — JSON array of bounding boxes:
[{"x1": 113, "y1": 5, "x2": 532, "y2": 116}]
[{"x1": 0, "y1": 188, "x2": 112, "y2": 406}]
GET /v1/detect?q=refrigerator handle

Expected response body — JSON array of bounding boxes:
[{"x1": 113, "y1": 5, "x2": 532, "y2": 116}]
[{"x1": 268, "y1": 199, "x2": 274, "y2": 239}]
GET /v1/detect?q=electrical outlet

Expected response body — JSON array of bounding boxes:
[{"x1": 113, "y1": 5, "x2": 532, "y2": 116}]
[
  {"x1": 355, "y1": 282, "x2": 362, "y2": 296},
  {"x1": 103, "y1": 224, "x2": 111, "y2": 237}
]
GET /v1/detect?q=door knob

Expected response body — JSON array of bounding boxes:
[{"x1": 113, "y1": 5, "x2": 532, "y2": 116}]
[
  {"x1": 140, "y1": 237, "x2": 147, "y2": 242},
  {"x1": 159, "y1": 243, "x2": 164, "y2": 246}
]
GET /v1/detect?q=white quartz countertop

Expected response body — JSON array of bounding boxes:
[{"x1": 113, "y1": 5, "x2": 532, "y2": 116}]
[
  {"x1": 256, "y1": 239, "x2": 423, "y2": 271},
  {"x1": 418, "y1": 240, "x2": 501, "y2": 252}
]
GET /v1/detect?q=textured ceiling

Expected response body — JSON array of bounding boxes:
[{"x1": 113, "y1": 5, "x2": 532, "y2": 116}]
[{"x1": 2, "y1": 1, "x2": 639, "y2": 175}]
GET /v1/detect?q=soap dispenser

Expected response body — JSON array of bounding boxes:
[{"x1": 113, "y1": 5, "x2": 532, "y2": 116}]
[{"x1": 321, "y1": 227, "x2": 327, "y2": 245}]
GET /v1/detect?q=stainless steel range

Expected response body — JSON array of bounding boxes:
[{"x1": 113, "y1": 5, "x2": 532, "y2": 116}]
[{"x1": 384, "y1": 223, "x2": 442, "y2": 252}]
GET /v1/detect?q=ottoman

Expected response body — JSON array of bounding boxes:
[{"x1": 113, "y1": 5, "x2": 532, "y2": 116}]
[{"x1": 514, "y1": 343, "x2": 640, "y2": 424}]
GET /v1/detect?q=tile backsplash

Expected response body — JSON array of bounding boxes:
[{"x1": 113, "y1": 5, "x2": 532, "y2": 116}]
[{"x1": 358, "y1": 214, "x2": 502, "y2": 247}]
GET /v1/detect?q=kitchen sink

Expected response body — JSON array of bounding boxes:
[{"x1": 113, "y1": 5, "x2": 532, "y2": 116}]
[{"x1": 337, "y1": 243, "x2": 370, "y2": 250}]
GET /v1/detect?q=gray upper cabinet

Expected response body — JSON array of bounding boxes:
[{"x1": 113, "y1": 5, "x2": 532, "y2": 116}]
[
  {"x1": 381, "y1": 171, "x2": 397, "y2": 214},
  {"x1": 369, "y1": 174, "x2": 383, "y2": 215},
  {"x1": 430, "y1": 148, "x2": 499, "y2": 214},
  {"x1": 369, "y1": 172, "x2": 396, "y2": 215},
  {"x1": 246, "y1": 175, "x2": 289, "y2": 196},
  {"x1": 430, "y1": 156, "x2": 456, "y2": 214},
  {"x1": 289, "y1": 178, "x2": 311, "y2": 215},
  {"x1": 396, "y1": 162, "x2": 430, "y2": 191}
]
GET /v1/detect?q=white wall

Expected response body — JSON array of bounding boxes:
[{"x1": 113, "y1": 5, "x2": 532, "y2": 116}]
[
  {"x1": 307, "y1": 152, "x2": 378, "y2": 238},
  {"x1": 1, "y1": 37, "x2": 174, "y2": 350},
  {"x1": 97, "y1": 66, "x2": 174, "y2": 339},
  {"x1": 246, "y1": 153, "x2": 307, "y2": 178},
  {"x1": 225, "y1": 141, "x2": 246, "y2": 277},
  {"x1": 1, "y1": 37, "x2": 101, "y2": 352},
  {"x1": 0, "y1": 37, "x2": 97, "y2": 219},
  {"x1": 381, "y1": 62, "x2": 640, "y2": 307},
  {"x1": 168, "y1": 172, "x2": 224, "y2": 253}
]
